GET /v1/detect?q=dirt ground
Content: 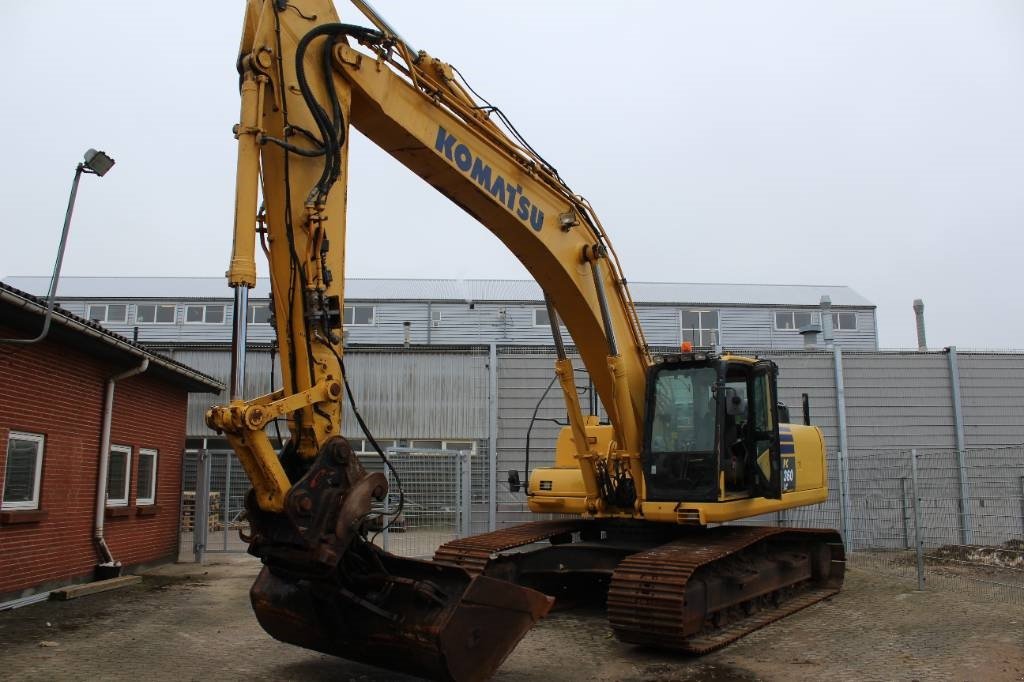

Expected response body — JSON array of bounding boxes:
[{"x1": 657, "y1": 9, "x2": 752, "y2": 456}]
[{"x1": 1, "y1": 556, "x2": 1021, "y2": 682}]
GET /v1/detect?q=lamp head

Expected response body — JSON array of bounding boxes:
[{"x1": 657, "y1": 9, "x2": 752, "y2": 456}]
[{"x1": 83, "y1": 149, "x2": 115, "y2": 177}]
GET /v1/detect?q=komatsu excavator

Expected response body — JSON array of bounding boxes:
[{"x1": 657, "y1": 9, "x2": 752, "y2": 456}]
[{"x1": 206, "y1": 1, "x2": 845, "y2": 680}]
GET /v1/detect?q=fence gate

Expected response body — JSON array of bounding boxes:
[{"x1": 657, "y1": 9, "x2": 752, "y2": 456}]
[
  {"x1": 179, "y1": 447, "x2": 472, "y2": 562},
  {"x1": 178, "y1": 450, "x2": 252, "y2": 561}
]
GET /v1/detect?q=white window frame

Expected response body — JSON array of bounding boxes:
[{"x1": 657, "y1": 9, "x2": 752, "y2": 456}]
[
  {"x1": 135, "y1": 303, "x2": 177, "y2": 324},
  {"x1": 248, "y1": 303, "x2": 272, "y2": 324},
  {"x1": 136, "y1": 448, "x2": 158, "y2": 506},
  {"x1": 533, "y1": 307, "x2": 552, "y2": 328},
  {"x1": 344, "y1": 305, "x2": 376, "y2": 326},
  {"x1": 106, "y1": 444, "x2": 132, "y2": 507},
  {"x1": 680, "y1": 309, "x2": 719, "y2": 347},
  {"x1": 2, "y1": 432, "x2": 45, "y2": 511},
  {"x1": 87, "y1": 303, "x2": 128, "y2": 324},
  {"x1": 184, "y1": 304, "x2": 226, "y2": 325},
  {"x1": 431, "y1": 309, "x2": 442, "y2": 328},
  {"x1": 832, "y1": 311, "x2": 858, "y2": 331},
  {"x1": 774, "y1": 310, "x2": 820, "y2": 331}
]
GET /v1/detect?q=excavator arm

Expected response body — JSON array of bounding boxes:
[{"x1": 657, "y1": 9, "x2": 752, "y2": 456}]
[{"x1": 208, "y1": 0, "x2": 654, "y2": 517}]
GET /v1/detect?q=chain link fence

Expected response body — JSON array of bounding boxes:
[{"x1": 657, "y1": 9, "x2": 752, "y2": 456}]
[
  {"x1": 179, "y1": 445, "x2": 1023, "y2": 605},
  {"x1": 179, "y1": 447, "x2": 472, "y2": 562},
  {"x1": 779, "y1": 447, "x2": 1024, "y2": 604},
  {"x1": 361, "y1": 448, "x2": 473, "y2": 558}
]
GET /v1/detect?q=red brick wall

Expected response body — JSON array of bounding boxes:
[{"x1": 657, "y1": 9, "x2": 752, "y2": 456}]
[{"x1": 0, "y1": 331, "x2": 189, "y2": 600}]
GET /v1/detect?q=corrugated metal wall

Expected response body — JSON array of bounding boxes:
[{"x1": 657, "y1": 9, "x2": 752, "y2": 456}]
[
  {"x1": 959, "y1": 352, "x2": 1024, "y2": 446},
  {"x1": 166, "y1": 345, "x2": 1022, "y2": 534}
]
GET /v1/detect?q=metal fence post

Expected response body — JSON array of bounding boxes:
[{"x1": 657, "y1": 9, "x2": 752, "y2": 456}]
[
  {"x1": 899, "y1": 477, "x2": 910, "y2": 549},
  {"x1": 838, "y1": 449, "x2": 853, "y2": 553},
  {"x1": 382, "y1": 464, "x2": 391, "y2": 553},
  {"x1": 194, "y1": 449, "x2": 210, "y2": 565},
  {"x1": 1019, "y1": 476, "x2": 1024, "y2": 538},
  {"x1": 910, "y1": 449, "x2": 926, "y2": 591},
  {"x1": 460, "y1": 450, "x2": 473, "y2": 538},
  {"x1": 946, "y1": 346, "x2": 973, "y2": 544},
  {"x1": 488, "y1": 343, "x2": 498, "y2": 531},
  {"x1": 223, "y1": 453, "x2": 232, "y2": 551},
  {"x1": 832, "y1": 345, "x2": 852, "y2": 551}
]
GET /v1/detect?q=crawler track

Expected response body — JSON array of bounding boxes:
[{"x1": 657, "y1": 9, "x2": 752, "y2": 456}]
[
  {"x1": 433, "y1": 519, "x2": 587, "y2": 576},
  {"x1": 607, "y1": 526, "x2": 845, "y2": 653},
  {"x1": 435, "y1": 521, "x2": 844, "y2": 654}
]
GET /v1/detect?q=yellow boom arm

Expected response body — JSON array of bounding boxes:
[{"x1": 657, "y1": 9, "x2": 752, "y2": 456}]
[{"x1": 208, "y1": 0, "x2": 651, "y2": 513}]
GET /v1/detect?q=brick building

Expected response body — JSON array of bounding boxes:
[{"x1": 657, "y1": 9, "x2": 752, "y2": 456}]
[{"x1": 0, "y1": 283, "x2": 222, "y2": 604}]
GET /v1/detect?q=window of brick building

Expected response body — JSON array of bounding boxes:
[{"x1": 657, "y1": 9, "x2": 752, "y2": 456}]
[
  {"x1": 2, "y1": 432, "x2": 45, "y2": 510},
  {"x1": 137, "y1": 449, "x2": 158, "y2": 506},
  {"x1": 107, "y1": 445, "x2": 131, "y2": 507}
]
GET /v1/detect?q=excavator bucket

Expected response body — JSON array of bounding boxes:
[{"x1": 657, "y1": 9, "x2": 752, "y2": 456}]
[{"x1": 242, "y1": 437, "x2": 553, "y2": 681}]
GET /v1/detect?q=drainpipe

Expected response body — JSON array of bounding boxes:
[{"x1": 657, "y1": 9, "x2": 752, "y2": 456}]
[{"x1": 94, "y1": 358, "x2": 149, "y2": 567}]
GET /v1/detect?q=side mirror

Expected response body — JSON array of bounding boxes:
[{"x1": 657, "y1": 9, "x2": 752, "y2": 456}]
[
  {"x1": 507, "y1": 470, "x2": 521, "y2": 493},
  {"x1": 777, "y1": 402, "x2": 791, "y2": 424}
]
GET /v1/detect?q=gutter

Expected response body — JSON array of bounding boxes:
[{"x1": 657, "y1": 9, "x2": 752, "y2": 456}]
[
  {"x1": 94, "y1": 358, "x2": 149, "y2": 569},
  {"x1": 0, "y1": 287, "x2": 221, "y2": 392}
]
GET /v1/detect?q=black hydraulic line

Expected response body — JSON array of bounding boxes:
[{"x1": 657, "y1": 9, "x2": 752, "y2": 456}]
[
  {"x1": 333, "y1": 349, "x2": 405, "y2": 531},
  {"x1": 523, "y1": 374, "x2": 560, "y2": 496}
]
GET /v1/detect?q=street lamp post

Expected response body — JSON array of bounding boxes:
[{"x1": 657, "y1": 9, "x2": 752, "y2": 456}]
[{"x1": 1, "y1": 148, "x2": 115, "y2": 344}]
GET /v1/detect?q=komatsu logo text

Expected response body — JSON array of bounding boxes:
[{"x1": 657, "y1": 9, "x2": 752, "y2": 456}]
[{"x1": 434, "y1": 126, "x2": 545, "y2": 231}]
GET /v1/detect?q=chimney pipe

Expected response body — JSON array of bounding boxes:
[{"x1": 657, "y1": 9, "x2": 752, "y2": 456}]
[
  {"x1": 913, "y1": 299, "x2": 927, "y2": 350},
  {"x1": 820, "y1": 295, "x2": 834, "y2": 345}
]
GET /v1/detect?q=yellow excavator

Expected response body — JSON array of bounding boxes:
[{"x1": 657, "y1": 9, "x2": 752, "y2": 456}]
[{"x1": 206, "y1": 1, "x2": 844, "y2": 679}]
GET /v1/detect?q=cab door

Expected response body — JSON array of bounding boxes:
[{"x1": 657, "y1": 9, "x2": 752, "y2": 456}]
[{"x1": 749, "y1": 361, "x2": 783, "y2": 499}]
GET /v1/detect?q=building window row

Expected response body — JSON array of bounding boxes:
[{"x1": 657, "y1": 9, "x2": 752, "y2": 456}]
[
  {"x1": 1, "y1": 432, "x2": 159, "y2": 512},
  {"x1": 83, "y1": 301, "x2": 859, "y2": 337},
  {"x1": 775, "y1": 311, "x2": 858, "y2": 331}
]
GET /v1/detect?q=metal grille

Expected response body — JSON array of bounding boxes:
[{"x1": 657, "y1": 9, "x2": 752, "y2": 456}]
[
  {"x1": 362, "y1": 448, "x2": 472, "y2": 559},
  {"x1": 772, "y1": 447, "x2": 1024, "y2": 604},
  {"x1": 180, "y1": 447, "x2": 472, "y2": 562}
]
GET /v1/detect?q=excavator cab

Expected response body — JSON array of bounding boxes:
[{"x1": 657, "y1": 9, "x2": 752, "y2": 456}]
[{"x1": 643, "y1": 353, "x2": 783, "y2": 503}]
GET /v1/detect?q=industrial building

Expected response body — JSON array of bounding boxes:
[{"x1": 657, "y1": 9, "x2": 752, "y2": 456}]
[
  {"x1": 3, "y1": 276, "x2": 878, "y2": 350},
  {"x1": 0, "y1": 283, "x2": 222, "y2": 603}
]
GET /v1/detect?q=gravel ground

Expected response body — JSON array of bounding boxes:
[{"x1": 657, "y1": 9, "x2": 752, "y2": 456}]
[{"x1": 0, "y1": 555, "x2": 1021, "y2": 682}]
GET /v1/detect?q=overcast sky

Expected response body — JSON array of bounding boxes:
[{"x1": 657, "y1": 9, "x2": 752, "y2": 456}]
[{"x1": 1, "y1": 1, "x2": 1022, "y2": 349}]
